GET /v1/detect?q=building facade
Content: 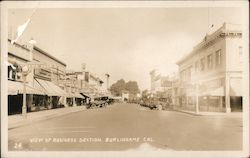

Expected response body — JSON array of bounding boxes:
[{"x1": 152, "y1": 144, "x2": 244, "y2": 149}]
[
  {"x1": 149, "y1": 69, "x2": 174, "y2": 98},
  {"x1": 31, "y1": 46, "x2": 68, "y2": 110},
  {"x1": 176, "y1": 23, "x2": 243, "y2": 113},
  {"x1": 7, "y1": 39, "x2": 39, "y2": 115}
]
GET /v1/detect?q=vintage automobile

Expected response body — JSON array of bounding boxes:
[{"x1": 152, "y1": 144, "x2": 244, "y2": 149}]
[
  {"x1": 140, "y1": 97, "x2": 172, "y2": 110},
  {"x1": 90, "y1": 96, "x2": 114, "y2": 108}
]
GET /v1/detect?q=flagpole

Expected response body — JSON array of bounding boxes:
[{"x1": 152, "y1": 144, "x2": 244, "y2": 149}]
[{"x1": 11, "y1": 7, "x2": 38, "y2": 44}]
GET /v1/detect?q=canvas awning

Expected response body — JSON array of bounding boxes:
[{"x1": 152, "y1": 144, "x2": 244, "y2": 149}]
[
  {"x1": 66, "y1": 92, "x2": 74, "y2": 98},
  {"x1": 186, "y1": 87, "x2": 224, "y2": 97},
  {"x1": 201, "y1": 87, "x2": 224, "y2": 96},
  {"x1": 35, "y1": 78, "x2": 67, "y2": 96},
  {"x1": 67, "y1": 92, "x2": 84, "y2": 98},
  {"x1": 80, "y1": 92, "x2": 91, "y2": 98},
  {"x1": 75, "y1": 93, "x2": 84, "y2": 99},
  {"x1": 8, "y1": 80, "x2": 45, "y2": 95}
]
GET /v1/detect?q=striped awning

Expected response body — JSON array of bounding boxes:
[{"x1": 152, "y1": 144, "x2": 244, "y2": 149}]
[
  {"x1": 35, "y1": 78, "x2": 67, "y2": 96},
  {"x1": 8, "y1": 80, "x2": 45, "y2": 95},
  {"x1": 66, "y1": 92, "x2": 84, "y2": 98}
]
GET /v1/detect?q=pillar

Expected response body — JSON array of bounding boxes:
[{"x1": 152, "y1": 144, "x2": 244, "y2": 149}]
[
  {"x1": 73, "y1": 97, "x2": 76, "y2": 106},
  {"x1": 27, "y1": 94, "x2": 33, "y2": 111},
  {"x1": 50, "y1": 96, "x2": 53, "y2": 109},
  {"x1": 63, "y1": 96, "x2": 67, "y2": 107},
  {"x1": 225, "y1": 74, "x2": 231, "y2": 113}
]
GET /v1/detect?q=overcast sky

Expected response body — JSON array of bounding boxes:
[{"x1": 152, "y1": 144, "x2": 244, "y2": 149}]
[{"x1": 8, "y1": 7, "x2": 242, "y2": 90}]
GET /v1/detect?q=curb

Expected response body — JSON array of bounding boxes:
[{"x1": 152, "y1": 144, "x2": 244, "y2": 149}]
[
  {"x1": 8, "y1": 108, "x2": 86, "y2": 130},
  {"x1": 172, "y1": 109, "x2": 202, "y2": 116}
]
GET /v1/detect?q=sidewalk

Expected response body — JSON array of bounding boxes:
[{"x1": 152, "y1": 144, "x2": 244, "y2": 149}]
[
  {"x1": 173, "y1": 108, "x2": 242, "y2": 117},
  {"x1": 8, "y1": 106, "x2": 87, "y2": 130}
]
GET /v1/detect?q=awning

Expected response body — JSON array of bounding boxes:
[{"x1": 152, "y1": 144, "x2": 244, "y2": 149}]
[
  {"x1": 67, "y1": 92, "x2": 84, "y2": 98},
  {"x1": 35, "y1": 78, "x2": 67, "y2": 96},
  {"x1": 66, "y1": 92, "x2": 74, "y2": 98},
  {"x1": 201, "y1": 87, "x2": 224, "y2": 96},
  {"x1": 186, "y1": 87, "x2": 224, "y2": 96},
  {"x1": 80, "y1": 92, "x2": 90, "y2": 98},
  {"x1": 8, "y1": 80, "x2": 45, "y2": 95},
  {"x1": 75, "y1": 93, "x2": 84, "y2": 99}
]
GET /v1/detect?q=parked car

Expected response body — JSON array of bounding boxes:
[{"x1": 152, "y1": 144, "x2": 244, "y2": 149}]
[
  {"x1": 140, "y1": 97, "x2": 172, "y2": 110},
  {"x1": 90, "y1": 96, "x2": 114, "y2": 108}
]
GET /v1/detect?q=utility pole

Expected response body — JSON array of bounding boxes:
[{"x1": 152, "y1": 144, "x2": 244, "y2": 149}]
[{"x1": 105, "y1": 74, "x2": 110, "y2": 91}]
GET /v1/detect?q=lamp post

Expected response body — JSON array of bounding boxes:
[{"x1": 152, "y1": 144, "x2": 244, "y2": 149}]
[
  {"x1": 105, "y1": 73, "x2": 110, "y2": 91},
  {"x1": 22, "y1": 65, "x2": 30, "y2": 118},
  {"x1": 22, "y1": 38, "x2": 36, "y2": 118},
  {"x1": 195, "y1": 83, "x2": 199, "y2": 114}
]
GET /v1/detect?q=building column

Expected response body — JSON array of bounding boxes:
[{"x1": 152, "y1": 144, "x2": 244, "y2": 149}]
[
  {"x1": 63, "y1": 96, "x2": 68, "y2": 107},
  {"x1": 225, "y1": 74, "x2": 231, "y2": 113},
  {"x1": 50, "y1": 96, "x2": 53, "y2": 109},
  {"x1": 27, "y1": 94, "x2": 33, "y2": 111},
  {"x1": 73, "y1": 97, "x2": 76, "y2": 106}
]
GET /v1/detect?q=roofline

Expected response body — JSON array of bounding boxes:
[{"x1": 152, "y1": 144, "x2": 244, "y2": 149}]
[
  {"x1": 33, "y1": 46, "x2": 67, "y2": 67},
  {"x1": 8, "y1": 39, "x2": 30, "y2": 51},
  {"x1": 176, "y1": 23, "x2": 242, "y2": 65}
]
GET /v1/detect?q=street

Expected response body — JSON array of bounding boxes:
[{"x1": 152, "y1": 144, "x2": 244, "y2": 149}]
[{"x1": 8, "y1": 103, "x2": 242, "y2": 151}]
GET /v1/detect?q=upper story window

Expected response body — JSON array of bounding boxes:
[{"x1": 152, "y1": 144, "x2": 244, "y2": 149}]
[
  {"x1": 200, "y1": 58, "x2": 205, "y2": 72},
  {"x1": 195, "y1": 61, "x2": 199, "y2": 73},
  {"x1": 215, "y1": 49, "x2": 222, "y2": 67},
  {"x1": 8, "y1": 63, "x2": 22, "y2": 81},
  {"x1": 180, "y1": 70, "x2": 185, "y2": 82},
  {"x1": 186, "y1": 66, "x2": 192, "y2": 81},
  {"x1": 207, "y1": 54, "x2": 213, "y2": 70},
  {"x1": 239, "y1": 46, "x2": 243, "y2": 63},
  {"x1": 8, "y1": 65, "x2": 16, "y2": 80}
]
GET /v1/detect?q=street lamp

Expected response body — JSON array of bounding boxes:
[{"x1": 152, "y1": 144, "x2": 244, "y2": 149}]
[
  {"x1": 192, "y1": 80, "x2": 201, "y2": 114},
  {"x1": 195, "y1": 83, "x2": 199, "y2": 114},
  {"x1": 22, "y1": 65, "x2": 30, "y2": 118}
]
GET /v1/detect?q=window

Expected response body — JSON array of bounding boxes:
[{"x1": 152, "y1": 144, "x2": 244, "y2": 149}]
[
  {"x1": 186, "y1": 66, "x2": 192, "y2": 81},
  {"x1": 207, "y1": 54, "x2": 213, "y2": 70},
  {"x1": 180, "y1": 70, "x2": 185, "y2": 81},
  {"x1": 239, "y1": 46, "x2": 243, "y2": 63},
  {"x1": 215, "y1": 49, "x2": 222, "y2": 67},
  {"x1": 195, "y1": 61, "x2": 199, "y2": 72},
  {"x1": 200, "y1": 58, "x2": 205, "y2": 71},
  {"x1": 8, "y1": 65, "x2": 17, "y2": 80}
]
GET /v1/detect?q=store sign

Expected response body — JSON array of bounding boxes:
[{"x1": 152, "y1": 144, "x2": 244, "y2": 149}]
[{"x1": 34, "y1": 68, "x2": 51, "y2": 80}]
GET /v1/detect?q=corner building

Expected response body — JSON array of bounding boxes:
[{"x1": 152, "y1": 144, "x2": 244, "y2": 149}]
[{"x1": 176, "y1": 23, "x2": 243, "y2": 113}]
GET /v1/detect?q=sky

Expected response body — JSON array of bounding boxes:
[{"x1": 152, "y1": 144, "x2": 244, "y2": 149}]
[{"x1": 8, "y1": 7, "x2": 243, "y2": 91}]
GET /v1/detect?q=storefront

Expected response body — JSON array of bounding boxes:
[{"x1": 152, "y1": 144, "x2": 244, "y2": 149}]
[
  {"x1": 34, "y1": 78, "x2": 67, "y2": 109},
  {"x1": 8, "y1": 80, "x2": 45, "y2": 115}
]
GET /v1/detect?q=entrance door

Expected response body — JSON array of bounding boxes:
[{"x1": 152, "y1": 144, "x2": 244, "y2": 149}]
[{"x1": 230, "y1": 96, "x2": 242, "y2": 112}]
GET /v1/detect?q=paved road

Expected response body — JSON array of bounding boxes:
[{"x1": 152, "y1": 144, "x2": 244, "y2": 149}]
[{"x1": 8, "y1": 103, "x2": 242, "y2": 151}]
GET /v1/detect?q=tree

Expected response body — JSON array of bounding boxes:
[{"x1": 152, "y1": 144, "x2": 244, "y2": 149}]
[
  {"x1": 110, "y1": 79, "x2": 126, "y2": 96},
  {"x1": 125, "y1": 81, "x2": 140, "y2": 95},
  {"x1": 142, "y1": 89, "x2": 149, "y2": 98},
  {"x1": 110, "y1": 79, "x2": 140, "y2": 97}
]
